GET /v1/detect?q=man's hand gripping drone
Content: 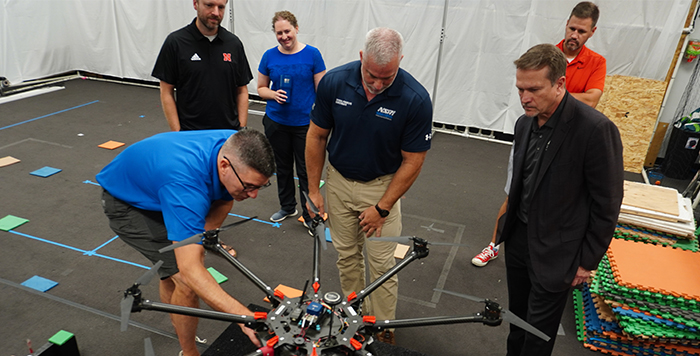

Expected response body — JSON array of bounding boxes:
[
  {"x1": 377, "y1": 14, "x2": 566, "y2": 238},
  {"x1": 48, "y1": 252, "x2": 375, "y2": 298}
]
[{"x1": 120, "y1": 194, "x2": 549, "y2": 356}]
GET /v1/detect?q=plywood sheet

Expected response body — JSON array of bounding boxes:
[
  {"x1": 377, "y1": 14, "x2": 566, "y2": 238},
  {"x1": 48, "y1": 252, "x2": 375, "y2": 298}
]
[
  {"x1": 597, "y1": 75, "x2": 666, "y2": 173},
  {"x1": 622, "y1": 181, "x2": 678, "y2": 216}
]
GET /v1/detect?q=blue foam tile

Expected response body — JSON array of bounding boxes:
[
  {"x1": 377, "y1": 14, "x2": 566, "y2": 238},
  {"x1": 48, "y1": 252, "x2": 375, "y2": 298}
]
[
  {"x1": 30, "y1": 166, "x2": 62, "y2": 177},
  {"x1": 325, "y1": 227, "x2": 332, "y2": 242},
  {"x1": 21, "y1": 275, "x2": 58, "y2": 292}
]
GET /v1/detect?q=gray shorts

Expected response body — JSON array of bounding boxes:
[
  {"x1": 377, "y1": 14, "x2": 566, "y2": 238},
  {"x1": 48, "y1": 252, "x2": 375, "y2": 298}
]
[{"x1": 101, "y1": 190, "x2": 178, "y2": 278}]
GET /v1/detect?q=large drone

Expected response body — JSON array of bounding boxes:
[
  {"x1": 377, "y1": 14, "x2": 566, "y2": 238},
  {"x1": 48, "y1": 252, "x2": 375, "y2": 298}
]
[{"x1": 120, "y1": 194, "x2": 549, "y2": 356}]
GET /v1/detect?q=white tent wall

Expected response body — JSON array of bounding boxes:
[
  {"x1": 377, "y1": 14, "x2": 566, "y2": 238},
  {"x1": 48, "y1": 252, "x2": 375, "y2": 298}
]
[
  {"x1": 233, "y1": 0, "x2": 443, "y2": 102},
  {"x1": 0, "y1": 0, "x2": 693, "y2": 135}
]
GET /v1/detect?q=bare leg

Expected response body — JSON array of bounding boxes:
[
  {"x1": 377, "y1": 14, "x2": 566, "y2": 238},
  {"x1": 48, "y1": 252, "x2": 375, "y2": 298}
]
[{"x1": 170, "y1": 274, "x2": 200, "y2": 356}]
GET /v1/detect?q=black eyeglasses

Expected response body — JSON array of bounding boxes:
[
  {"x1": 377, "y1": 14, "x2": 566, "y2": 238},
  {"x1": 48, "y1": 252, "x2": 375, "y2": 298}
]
[{"x1": 223, "y1": 156, "x2": 271, "y2": 192}]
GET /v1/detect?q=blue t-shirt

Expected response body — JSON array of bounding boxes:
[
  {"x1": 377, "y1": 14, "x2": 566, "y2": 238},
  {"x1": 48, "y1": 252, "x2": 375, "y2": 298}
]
[
  {"x1": 96, "y1": 130, "x2": 234, "y2": 242},
  {"x1": 310, "y1": 61, "x2": 433, "y2": 181},
  {"x1": 258, "y1": 45, "x2": 326, "y2": 126}
]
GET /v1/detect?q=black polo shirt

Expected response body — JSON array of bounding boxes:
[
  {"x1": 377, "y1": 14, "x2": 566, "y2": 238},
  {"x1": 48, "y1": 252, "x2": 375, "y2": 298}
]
[
  {"x1": 152, "y1": 19, "x2": 253, "y2": 130},
  {"x1": 517, "y1": 93, "x2": 568, "y2": 224}
]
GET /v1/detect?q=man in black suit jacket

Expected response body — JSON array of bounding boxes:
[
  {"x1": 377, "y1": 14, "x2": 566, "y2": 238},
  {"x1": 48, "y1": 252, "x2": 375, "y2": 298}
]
[{"x1": 496, "y1": 44, "x2": 624, "y2": 356}]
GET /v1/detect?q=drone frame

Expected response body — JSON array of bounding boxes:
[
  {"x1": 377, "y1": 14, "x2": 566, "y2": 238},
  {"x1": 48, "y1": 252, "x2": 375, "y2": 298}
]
[{"x1": 121, "y1": 215, "x2": 549, "y2": 356}]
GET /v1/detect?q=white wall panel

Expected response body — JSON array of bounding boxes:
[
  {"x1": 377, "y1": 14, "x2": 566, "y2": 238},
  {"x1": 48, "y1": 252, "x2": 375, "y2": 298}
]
[{"x1": 0, "y1": 0, "x2": 693, "y2": 134}]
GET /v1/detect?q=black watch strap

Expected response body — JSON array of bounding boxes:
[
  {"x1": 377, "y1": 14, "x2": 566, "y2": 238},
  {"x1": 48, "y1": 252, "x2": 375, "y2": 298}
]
[{"x1": 375, "y1": 204, "x2": 390, "y2": 218}]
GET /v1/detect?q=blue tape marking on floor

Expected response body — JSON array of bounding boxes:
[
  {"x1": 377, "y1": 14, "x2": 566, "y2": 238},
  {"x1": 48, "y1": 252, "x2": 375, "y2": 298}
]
[
  {"x1": 6, "y1": 230, "x2": 149, "y2": 269},
  {"x1": 0, "y1": 100, "x2": 100, "y2": 131},
  {"x1": 21, "y1": 275, "x2": 59, "y2": 292},
  {"x1": 228, "y1": 213, "x2": 280, "y2": 228},
  {"x1": 84, "y1": 235, "x2": 119, "y2": 256},
  {"x1": 83, "y1": 180, "x2": 101, "y2": 186},
  {"x1": 9, "y1": 230, "x2": 87, "y2": 253},
  {"x1": 91, "y1": 253, "x2": 149, "y2": 270}
]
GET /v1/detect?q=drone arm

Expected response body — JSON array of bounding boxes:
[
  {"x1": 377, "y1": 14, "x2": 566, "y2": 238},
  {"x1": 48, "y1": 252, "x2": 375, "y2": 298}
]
[
  {"x1": 138, "y1": 299, "x2": 258, "y2": 325},
  {"x1": 172, "y1": 244, "x2": 257, "y2": 317},
  {"x1": 350, "y1": 250, "x2": 422, "y2": 307},
  {"x1": 367, "y1": 314, "x2": 490, "y2": 331},
  {"x1": 214, "y1": 244, "x2": 281, "y2": 306}
]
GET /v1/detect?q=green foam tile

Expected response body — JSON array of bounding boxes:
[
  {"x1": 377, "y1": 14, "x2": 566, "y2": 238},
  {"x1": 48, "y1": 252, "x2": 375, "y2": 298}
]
[
  {"x1": 0, "y1": 214, "x2": 29, "y2": 231},
  {"x1": 48, "y1": 330, "x2": 74, "y2": 345},
  {"x1": 207, "y1": 267, "x2": 228, "y2": 284}
]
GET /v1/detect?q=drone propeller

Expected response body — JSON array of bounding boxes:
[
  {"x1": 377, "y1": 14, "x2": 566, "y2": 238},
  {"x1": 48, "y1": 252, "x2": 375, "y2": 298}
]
[
  {"x1": 368, "y1": 236, "x2": 468, "y2": 247},
  {"x1": 158, "y1": 216, "x2": 256, "y2": 253},
  {"x1": 121, "y1": 261, "x2": 163, "y2": 332},
  {"x1": 302, "y1": 191, "x2": 328, "y2": 250},
  {"x1": 434, "y1": 289, "x2": 550, "y2": 341},
  {"x1": 144, "y1": 337, "x2": 155, "y2": 356}
]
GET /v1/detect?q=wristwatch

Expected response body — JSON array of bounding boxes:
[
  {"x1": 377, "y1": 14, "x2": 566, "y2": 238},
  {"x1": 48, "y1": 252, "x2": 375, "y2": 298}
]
[{"x1": 375, "y1": 204, "x2": 390, "y2": 218}]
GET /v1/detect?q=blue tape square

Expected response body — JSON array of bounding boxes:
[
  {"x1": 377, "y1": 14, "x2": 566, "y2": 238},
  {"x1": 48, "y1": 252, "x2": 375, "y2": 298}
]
[
  {"x1": 30, "y1": 166, "x2": 62, "y2": 178},
  {"x1": 325, "y1": 228, "x2": 332, "y2": 242},
  {"x1": 21, "y1": 275, "x2": 58, "y2": 292}
]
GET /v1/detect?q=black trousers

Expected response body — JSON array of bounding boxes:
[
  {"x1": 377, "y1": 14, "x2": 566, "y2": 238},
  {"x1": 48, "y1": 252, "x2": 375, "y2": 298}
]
[
  {"x1": 505, "y1": 218, "x2": 570, "y2": 356},
  {"x1": 263, "y1": 115, "x2": 310, "y2": 221}
]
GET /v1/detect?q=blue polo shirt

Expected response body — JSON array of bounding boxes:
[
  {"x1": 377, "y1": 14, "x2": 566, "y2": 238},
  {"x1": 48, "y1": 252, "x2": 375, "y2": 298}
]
[
  {"x1": 310, "y1": 61, "x2": 433, "y2": 181},
  {"x1": 96, "y1": 130, "x2": 234, "y2": 242}
]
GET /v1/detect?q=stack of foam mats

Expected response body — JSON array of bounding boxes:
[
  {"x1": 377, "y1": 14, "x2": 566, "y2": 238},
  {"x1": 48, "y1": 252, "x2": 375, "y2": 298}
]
[{"x1": 574, "y1": 238, "x2": 700, "y2": 355}]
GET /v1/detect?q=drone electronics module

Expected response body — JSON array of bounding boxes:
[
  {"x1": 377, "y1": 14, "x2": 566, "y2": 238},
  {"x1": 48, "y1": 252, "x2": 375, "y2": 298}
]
[{"x1": 120, "y1": 196, "x2": 548, "y2": 356}]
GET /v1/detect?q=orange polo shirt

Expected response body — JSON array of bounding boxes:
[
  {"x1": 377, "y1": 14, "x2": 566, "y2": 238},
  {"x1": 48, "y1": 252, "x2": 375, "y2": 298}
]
[{"x1": 556, "y1": 40, "x2": 606, "y2": 93}]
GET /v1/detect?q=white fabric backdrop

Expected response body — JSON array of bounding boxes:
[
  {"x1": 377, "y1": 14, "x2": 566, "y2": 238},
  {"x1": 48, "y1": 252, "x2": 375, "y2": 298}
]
[{"x1": 0, "y1": 0, "x2": 692, "y2": 134}]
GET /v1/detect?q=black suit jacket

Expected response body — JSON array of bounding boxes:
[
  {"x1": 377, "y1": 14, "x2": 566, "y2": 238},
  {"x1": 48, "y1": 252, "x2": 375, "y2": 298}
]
[{"x1": 497, "y1": 92, "x2": 624, "y2": 292}]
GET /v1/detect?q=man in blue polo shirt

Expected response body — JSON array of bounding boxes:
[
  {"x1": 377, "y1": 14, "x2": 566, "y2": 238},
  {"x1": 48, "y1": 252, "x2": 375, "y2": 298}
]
[
  {"x1": 152, "y1": 0, "x2": 253, "y2": 131},
  {"x1": 306, "y1": 27, "x2": 433, "y2": 345},
  {"x1": 97, "y1": 129, "x2": 274, "y2": 356}
]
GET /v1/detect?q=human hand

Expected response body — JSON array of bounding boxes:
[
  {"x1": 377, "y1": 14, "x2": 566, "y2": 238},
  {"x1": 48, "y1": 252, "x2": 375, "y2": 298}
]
[
  {"x1": 275, "y1": 90, "x2": 288, "y2": 104},
  {"x1": 571, "y1": 266, "x2": 592, "y2": 286},
  {"x1": 359, "y1": 206, "x2": 386, "y2": 237},
  {"x1": 306, "y1": 191, "x2": 325, "y2": 218},
  {"x1": 239, "y1": 323, "x2": 261, "y2": 347}
]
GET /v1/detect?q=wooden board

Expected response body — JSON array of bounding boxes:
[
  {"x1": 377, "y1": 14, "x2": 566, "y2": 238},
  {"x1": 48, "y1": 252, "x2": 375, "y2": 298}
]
[
  {"x1": 596, "y1": 75, "x2": 666, "y2": 173},
  {"x1": 622, "y1": 180, "x2": 678, "y2": 216}
]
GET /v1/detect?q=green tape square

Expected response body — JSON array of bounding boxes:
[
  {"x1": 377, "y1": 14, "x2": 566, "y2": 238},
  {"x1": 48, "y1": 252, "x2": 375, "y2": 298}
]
[
  {"x1": 207, "y1": 267, "x2": 228, "y2": 284},
  {"x1": 0, "y1": 215, "x2": 29, "y2": 231},
  {"x1": 48, "y1": 330, "x2": 74, "y2": 345}
]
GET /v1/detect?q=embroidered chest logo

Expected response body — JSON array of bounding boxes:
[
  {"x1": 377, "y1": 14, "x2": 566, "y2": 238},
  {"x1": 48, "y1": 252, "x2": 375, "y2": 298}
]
[
  {"x1": 335, "y1": 98, "x2": 352, "y2": 107},
  {"x1": 190, "y1": 53, "x2": 202, "y2": 61},
  {"x1": 223, "y1": 53, "x2": 232, "y2": 62},
  {"x1": 375, "y1": 106, "x2": 396, "y2": 121}
]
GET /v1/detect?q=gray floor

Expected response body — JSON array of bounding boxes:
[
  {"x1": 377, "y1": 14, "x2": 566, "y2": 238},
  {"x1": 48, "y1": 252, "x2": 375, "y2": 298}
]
[{"x1": 0, "y1": 78, "x2": 644, "y2": 356}]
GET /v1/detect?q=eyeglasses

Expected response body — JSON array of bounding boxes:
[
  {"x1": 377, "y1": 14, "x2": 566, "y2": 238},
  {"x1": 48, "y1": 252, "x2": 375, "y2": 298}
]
[{"x1": 223, "y1": 156, "x2": 271, "y2": 192}]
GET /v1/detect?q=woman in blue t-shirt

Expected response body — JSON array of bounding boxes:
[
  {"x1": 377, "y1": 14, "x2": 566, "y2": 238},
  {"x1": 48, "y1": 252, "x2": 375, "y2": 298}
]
[{"x1": 257, "y1": 10, "x2": 326, "y2": 226}]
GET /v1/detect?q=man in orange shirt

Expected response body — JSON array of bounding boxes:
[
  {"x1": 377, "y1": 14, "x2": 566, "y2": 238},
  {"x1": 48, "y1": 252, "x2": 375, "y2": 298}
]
[
  {"x1": 471, "y1": 1, "x2": 606, "y2": 267},
  {"x1": 556, "y1": 1, "x2": 605, "y2": 108}
]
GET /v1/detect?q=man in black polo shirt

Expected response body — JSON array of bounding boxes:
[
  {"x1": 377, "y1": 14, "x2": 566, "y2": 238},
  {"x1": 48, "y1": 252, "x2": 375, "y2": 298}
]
[{"x1": 152, "y1": 0, "x2": 253, "y2": 131}]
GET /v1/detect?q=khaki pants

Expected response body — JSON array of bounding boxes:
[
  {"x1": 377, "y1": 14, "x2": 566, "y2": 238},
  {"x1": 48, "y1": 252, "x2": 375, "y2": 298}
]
[{"x1": 326, "y1": 165, "x2": 401, "y2": 321}]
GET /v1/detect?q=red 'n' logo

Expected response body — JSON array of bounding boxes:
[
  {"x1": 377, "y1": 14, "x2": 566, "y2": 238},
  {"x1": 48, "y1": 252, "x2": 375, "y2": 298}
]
[{"x1": 223, "y1": 53, "x2": 232, "y2": 62}]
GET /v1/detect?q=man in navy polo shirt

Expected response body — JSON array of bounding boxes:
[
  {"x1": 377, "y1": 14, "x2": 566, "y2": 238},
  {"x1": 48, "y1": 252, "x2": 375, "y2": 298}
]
[
  {"x1": 305, "y1": 27, "x2": 433, "y2": 345},
  {"x1": 152, "y1": 0, "x2": 253, "y2": 131}
]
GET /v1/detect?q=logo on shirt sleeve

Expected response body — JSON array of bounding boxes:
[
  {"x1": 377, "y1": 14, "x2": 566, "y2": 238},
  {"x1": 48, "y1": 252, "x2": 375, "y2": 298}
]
[
  {"x1": 376, "y1": 107, "x2": 396, "y2": 121},
  {"x1": 223, "y1": 53, "x2": 232, "y2": 62}
]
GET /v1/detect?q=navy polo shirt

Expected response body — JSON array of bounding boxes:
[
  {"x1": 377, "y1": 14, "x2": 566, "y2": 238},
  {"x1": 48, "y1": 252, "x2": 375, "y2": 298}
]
[
  {"x1": 310, "y1": 61, "x2": 433, "y2": 181},
  {"x1": 152, "y1": 19, "x2": 253, "y2": 130}
]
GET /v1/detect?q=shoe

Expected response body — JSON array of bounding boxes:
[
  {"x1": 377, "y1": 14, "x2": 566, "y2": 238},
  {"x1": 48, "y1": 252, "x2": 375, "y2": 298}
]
[
  {"x1": 375, "y1": 330, "x2": 395, "y2": 345},
  {"x1": 270, "y1": 208, "x2": 298, "y2": 222},
  {"x1": 471, "y1": 245, "x2": 498, "y2": 267},
  {"x1": 301, "y1": 218, "x2": 314, "y2": 236}
]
